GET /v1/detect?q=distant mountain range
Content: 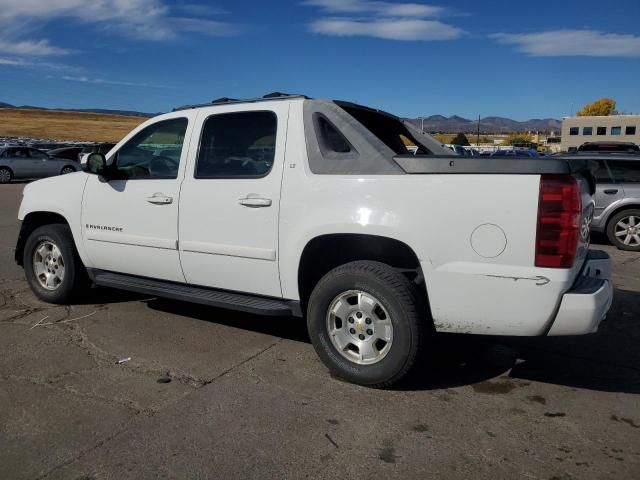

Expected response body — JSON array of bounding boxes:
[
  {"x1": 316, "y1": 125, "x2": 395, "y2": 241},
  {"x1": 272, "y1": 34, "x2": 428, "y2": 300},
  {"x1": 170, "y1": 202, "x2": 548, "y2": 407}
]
[
  {"x1": 0, "y1": 102, "x2": 154, "y2": 118},
  {"x1": 0, "y1": 101, "x2": 562, "y2": 133},
  {"x1": 406, "y1": 115, "x2": 562, "y2": 134}
]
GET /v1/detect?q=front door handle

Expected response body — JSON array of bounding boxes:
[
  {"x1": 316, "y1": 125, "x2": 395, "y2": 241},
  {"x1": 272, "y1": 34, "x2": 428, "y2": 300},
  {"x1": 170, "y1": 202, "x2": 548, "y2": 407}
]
[
  {"x1": 604, "y1": 189, "x2": 619, "y2": 195},
  {"x1": 146, "y1": 193, "x2": 173, "y2": 205},
  {"x1": 239, "y1": 196, "x2": 272, "y2": 208}
]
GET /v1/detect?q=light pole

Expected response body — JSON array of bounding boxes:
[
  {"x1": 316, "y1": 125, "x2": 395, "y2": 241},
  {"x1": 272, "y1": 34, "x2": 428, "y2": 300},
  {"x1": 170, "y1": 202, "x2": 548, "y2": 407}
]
[{"x1": 417, "y1": 117, "x2": 425, "y2": 133}]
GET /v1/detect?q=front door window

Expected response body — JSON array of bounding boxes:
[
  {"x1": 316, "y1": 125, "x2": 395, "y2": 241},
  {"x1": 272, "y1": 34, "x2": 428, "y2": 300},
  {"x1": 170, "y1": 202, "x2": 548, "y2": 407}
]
[{"x1": 112, "y1": 118, "x2": 188, "y2": 180}]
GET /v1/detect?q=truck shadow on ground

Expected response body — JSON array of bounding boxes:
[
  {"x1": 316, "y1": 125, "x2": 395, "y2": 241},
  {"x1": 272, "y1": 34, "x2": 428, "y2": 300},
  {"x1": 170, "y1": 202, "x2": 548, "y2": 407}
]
[
  {"x1": 142, "y1": 288, "x2": 639, "y2": 395},
  {"x1": 73, "y1": 286, "x2": 151, "y2": 305},
  {"x1": 404, "y1": 287, "x2": 640, "y2": 394}
]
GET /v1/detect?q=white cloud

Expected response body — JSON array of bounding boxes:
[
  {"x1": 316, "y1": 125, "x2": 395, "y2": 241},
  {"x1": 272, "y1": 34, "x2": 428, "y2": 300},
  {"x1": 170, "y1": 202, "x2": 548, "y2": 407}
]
[
  {"x1": 171, "y1": 17, "x2": 245, "y2": 37},
  {"x1": 0, "y1": 57, "x2": 26, "y2": 65},
  {"x1": 303, "y1": 0, "x2": 464, "y2": 41},
  {"x1": 311, "y1": 18, "x2": 462, "y2": 41},
  {"x1": 173, "y1": 3, "x2": 230, "y2": 16},
  {"x1": 0, "y1": 0, "x2": 242, "y2": 59},
  {"x1": 60, "y1": 75, "x2": 167, "y2": 88},
  {"x1": 303, "y1": 0, "x2": 444, "y2": 17},
  {"x1": 0, "y1": 39, "x2": 73, "y2": 56},
  {"x1": 0, "y1": 56, "x2": 81, "y2": 71},
  {"x1": 492, "y1": 30, "x2": 640, "y2": 58}
]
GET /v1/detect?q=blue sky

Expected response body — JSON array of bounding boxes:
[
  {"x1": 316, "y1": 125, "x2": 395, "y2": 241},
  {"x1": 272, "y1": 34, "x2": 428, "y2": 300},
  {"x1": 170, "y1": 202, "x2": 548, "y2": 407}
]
[{"x1": 0, "y1": 0, "x2": 639, "y2": 120}]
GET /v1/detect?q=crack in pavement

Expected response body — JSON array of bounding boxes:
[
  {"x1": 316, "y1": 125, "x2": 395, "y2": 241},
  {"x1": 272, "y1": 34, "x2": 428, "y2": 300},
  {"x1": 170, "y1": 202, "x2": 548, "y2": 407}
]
[
  {"x1": 0, "y1": 374, "x2": 149, "y2": 416},
  {"x1": 200, "y1": 338, "x2": 284, "y2": 387},
  {"x1": 35, "y1": 425, "x2": 132, "y2": 480}
]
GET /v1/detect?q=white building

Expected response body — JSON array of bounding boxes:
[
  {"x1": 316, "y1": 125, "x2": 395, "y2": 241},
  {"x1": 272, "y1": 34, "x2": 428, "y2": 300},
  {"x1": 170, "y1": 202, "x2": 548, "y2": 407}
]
[{"x1": 561, "y1": 115, "x2": 640, "y2": 151}]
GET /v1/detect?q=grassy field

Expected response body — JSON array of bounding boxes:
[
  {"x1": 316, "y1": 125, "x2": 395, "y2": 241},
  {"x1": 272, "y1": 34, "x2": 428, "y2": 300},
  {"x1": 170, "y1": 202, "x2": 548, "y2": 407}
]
[{"x1": 0, "y1": 108, "x2": 147, "y2": 142}]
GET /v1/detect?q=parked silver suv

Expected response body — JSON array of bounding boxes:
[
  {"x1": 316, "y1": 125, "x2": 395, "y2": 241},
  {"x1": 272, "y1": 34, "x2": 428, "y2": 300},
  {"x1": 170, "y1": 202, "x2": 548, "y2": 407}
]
[{"x1": 587, "y1": 153, "x2": 640, "y2": 251}]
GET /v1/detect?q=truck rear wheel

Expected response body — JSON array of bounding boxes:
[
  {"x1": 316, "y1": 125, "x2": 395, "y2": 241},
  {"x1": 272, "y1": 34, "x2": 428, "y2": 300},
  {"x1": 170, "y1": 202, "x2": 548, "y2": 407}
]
[
  {"x1": 23, "y1": 224, "x2": 88, "y2": 304},
  {"x1": 307, "y1": 261, "x2": 428, "y2": 388},
  {"x1": 607, "y1": 209, "x2": 640, "y2": 252}
]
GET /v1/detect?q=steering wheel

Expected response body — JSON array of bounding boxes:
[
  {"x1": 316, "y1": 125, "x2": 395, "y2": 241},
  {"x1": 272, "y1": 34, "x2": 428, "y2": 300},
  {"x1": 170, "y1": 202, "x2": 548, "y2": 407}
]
[{"x1": 148, "y1": 155, "x2": 179, "y2": 176}]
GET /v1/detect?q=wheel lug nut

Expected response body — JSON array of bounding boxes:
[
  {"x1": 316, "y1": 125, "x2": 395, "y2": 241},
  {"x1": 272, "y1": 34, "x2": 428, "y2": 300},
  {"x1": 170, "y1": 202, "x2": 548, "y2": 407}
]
[
  {"x1": 348, "y1": 317, "x2": 354, "y2": 324},
  {"x1": 366, "y1": 329, "x2": 373, "y2": 335},
  {"x1": 356, "y1": 312, "x2": 362, "y2": 319},
  {"x1": 365, "y1": 318, "x2": 371, "y2": 324},
  {"x1": 359, "y1": 334, "x2": 365, "y2": 340},
  {"x1": 349, "y1": 328, "x2": 356, "y2": 334}
]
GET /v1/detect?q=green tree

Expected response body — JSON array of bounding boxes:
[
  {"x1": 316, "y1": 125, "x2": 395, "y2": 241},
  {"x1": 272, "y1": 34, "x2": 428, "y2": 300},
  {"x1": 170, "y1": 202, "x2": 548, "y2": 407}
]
[
  {"x1": 450, "y1": 133, "x2": 470, "y2": 146},
  {"x1": 577, "y1": 98, "x2": 617, "y2": 116}
]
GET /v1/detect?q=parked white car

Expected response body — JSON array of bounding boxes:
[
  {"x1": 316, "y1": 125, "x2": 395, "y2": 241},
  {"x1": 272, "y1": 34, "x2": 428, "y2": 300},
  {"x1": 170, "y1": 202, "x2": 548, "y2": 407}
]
[{"x1": 15, "y1": 94, "x2": 613, "y2": 387}]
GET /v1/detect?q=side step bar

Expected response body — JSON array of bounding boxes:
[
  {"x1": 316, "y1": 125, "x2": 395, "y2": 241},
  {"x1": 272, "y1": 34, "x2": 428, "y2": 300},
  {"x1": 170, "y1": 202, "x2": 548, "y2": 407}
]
[{"x1": 88, "y1": 270, "x2": 302, "y2": 317}]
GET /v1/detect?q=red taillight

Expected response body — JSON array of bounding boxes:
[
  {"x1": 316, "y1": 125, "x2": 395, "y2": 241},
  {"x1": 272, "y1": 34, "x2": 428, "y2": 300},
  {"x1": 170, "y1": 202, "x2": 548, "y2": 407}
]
[{"x1": 535, "y1": 175, "x2": 582, "y2": 268}]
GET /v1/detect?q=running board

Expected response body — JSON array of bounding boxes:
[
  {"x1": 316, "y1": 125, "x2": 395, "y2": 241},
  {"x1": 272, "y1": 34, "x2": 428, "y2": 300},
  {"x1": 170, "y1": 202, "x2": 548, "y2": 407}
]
[{"x1": 88, "y1": 270, "x2": 302, "y2": 317}]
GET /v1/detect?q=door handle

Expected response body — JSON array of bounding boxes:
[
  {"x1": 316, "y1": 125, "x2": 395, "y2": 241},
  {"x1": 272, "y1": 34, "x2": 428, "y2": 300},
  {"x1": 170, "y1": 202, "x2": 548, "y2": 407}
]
[
  {"x1": 603, "y1": 189, "x2": 619, "y2": 195},
  {"x1": 239, "y1": 196, "x2": 272, "y2": 208},
  {"x1": 146, "y1": 193, "x2": 173, "y2": 205}
]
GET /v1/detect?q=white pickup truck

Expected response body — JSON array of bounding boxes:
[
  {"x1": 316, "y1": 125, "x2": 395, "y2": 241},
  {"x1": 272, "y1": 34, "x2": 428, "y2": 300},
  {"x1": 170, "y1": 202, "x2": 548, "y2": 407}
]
[{"x1": 15, "y1": 93, "x2": 613, "y2": 387}]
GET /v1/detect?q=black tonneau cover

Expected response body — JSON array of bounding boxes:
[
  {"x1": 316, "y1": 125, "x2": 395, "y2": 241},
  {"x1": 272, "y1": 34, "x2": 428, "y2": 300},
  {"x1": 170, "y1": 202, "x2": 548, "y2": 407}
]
[{"x1": 393, "y1": 155, "x2": 597, "y2": 193}]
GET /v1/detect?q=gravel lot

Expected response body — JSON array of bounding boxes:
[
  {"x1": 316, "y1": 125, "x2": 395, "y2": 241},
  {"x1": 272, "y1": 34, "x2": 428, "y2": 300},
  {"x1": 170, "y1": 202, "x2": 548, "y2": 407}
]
[{"x1": 0, "y1": 182, "x2": 638, "y2": 480}]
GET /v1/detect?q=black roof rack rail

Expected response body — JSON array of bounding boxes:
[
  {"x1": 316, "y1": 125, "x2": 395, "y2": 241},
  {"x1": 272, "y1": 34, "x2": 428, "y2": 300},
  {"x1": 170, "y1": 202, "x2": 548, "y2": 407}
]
[
  {"x1": 212, "y1": 97, "x2": 240, "y2": 104},
  {"x1": 172, "y1": 92, "x2": 310, "y2": 112},
  {"x1": 262, "y1": 91, "x2": 305, "y2": 99}
]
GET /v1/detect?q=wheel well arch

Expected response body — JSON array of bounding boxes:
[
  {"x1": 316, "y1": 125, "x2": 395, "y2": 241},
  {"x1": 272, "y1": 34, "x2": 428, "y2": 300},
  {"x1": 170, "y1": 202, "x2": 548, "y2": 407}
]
[
  {"x1": 605, "y1": 204, "x2": 640, "y2": 231},
  {"x1": 15, "y1": 211, "x2": 70, "y2": 265},
  {"x1": 0, "y1": 165, "x2": 14, "y2": 175},
  {"x1": 60, "y1": 165, "x2": 76, "y2": 173},
  {"x1": 297, "y1": 233, "x2": 426, "y2": 307}
]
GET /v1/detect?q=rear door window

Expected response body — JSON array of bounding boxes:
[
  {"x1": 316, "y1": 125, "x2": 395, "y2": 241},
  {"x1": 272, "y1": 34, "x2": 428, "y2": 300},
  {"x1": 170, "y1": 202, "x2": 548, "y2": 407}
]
[
  {"x1": 29, "y1": 149, "x2": 48, "y2": 159},
  {"x1": 608, "y1": 160, "x2": 640, "y2": 183},
  {"x1": 11, "y1": 148, "x2": 31, "y2": 159},
  {"x1": 195, "y1": 111, "x2": 277, "y2": 178},
  {"x1": 593, "y1": 160, "x2": 614, "y2": 183}
]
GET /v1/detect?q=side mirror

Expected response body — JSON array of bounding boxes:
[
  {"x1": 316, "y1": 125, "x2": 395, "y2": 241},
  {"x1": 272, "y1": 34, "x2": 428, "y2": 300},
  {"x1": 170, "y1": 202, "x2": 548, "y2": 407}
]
[{"x1": 81, "y1": 152, "x2": 107, "y2": 176}]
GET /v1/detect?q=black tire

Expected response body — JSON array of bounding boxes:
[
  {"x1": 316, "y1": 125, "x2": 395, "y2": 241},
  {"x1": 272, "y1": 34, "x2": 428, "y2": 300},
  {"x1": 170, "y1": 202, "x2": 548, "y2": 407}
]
[
  {"x1": 606, "y1": 209, "x2": 640, "y2": 252},
  {"x1": 0, "y1": 167, "x2": 12, "y2": 184},
  {"x1": 23, "y1": 224, "x2": 88, "y2": 304},
  {"x1": 60, "y1": 166, "x2": 75, "y2": 175},
  {"x1": 307, "y1": 261, "x2": 428, "y2": 388}
]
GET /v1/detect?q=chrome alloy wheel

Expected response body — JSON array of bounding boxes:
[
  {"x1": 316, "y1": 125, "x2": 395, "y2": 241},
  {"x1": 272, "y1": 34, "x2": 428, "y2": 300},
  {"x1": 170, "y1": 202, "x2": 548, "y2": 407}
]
[
  {"x1": 0, "y1": 169, "x2": 11, "y2": 183},
  {"x1": 61, "y1": 167, "x2": 75, "y2": 175},
  {"x1": 615, "y1": 215, "x2": 640, "y2": 247},
  {"x1": 326, "y1": 290, "x2": 393, "y2": 365},
  {"x1": 33, "y1": 240, "x2": 65, "y2": 290}
]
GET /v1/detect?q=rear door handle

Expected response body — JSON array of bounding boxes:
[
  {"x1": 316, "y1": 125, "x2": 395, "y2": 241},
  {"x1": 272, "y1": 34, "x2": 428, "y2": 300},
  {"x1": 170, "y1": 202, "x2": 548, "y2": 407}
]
[
  {"x1": 146, "y1": 193, "x2": 173, "y2": 205},
  {"x1": 239, "y1": 196, "x2": 272, "y2": 208},
  {"x1": 603, "y1": 189, "x2": 619, "y2": 195}
]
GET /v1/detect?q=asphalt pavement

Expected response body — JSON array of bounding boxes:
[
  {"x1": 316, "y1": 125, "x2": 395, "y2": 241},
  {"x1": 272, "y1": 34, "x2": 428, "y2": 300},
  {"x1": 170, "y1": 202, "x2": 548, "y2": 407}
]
[{"x1": 0, "y1": 182, "x2": 638, "y2": 480}]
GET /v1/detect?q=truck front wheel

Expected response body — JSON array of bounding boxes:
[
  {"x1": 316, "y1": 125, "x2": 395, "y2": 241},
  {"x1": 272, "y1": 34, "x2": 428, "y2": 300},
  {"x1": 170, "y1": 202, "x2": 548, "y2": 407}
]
[
  {"x1": 307, "y1": 261, "x2": 428, "y2": 388},
  {"x1": 23, "y1": 224, "x2": 88, "y2": 304}
]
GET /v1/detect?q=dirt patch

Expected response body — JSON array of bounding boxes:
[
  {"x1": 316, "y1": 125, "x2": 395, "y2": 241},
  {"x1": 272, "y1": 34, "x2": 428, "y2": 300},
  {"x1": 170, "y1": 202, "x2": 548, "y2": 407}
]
[
  {"x1": 472, "y1": 380, "x2": 518, "y2": 394},
  {"x1": 527, "y1": 395, "x2": 547, "y2": 405}
]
